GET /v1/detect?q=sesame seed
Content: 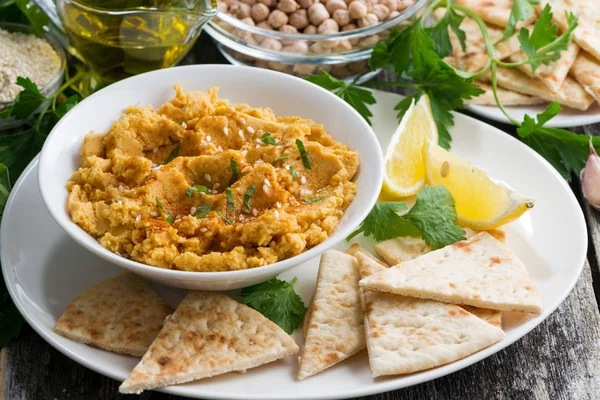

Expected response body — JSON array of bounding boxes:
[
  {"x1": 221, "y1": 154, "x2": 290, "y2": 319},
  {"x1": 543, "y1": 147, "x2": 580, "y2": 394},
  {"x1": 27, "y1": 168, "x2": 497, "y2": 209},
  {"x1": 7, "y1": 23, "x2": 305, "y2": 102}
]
[
  {"x1": 247, "y1": 126, "x2": 255, "y2": 134},
  {"x1": 262, "y1": 184, "x2": 270, "y2": 195},
  {"x1": 190, "y1": 207, "x2": 196, "y2": 215},
  {"x1": 274, "y1": 139, "x2": 279, "y2": 143},
  {"x1": 300, "y1": 188, "x2": 313, "y2": 196},
  {"x1": 223, "y1": 126, "x2": 229, "y2": 135},
  {"x1": 276, "y1": 201, "x2": 282, "y2": 208},
  {"x1": 241, "y1": 166, "x2": 250, "y2": 174},
  {"x1": 256, "y1": 138, "x2": 262, "y2": 144},
  {"x1": 238, "y1": 130, "x2": 244, "y2": 139},
  {"x1": 256, "y1": 144, "x2": 260, "y2": 148},
  {"x1": 241, "y1": 150, "x2": 248, "y2": 156},
  {"x1": 273, "y1": 210, "x2": 279, "y2": 219},
  {"x1": 182, "y1": 122, "x2": 187, "y2": 129},
  {"x1": 256, "y1": 159, "x2": 264, "y2": 164},
  {"x1": 152, "y1": 147, "x2": 158, "y2": 153},
  {"x1": 150, "y1": 211, "x2": 158, "y2": 217},
  {"x1": 200, "y1": 228, "x2": 207, "y2": 233},
  {"x1": 135, "y1": 215, "x2": 141, "y2": 222},
  {"x1": 200, "y1": 141, "x2": 208, "y2": 148},
  {"x1": 257, "y1": 129, "x2": 264, "y2": 135},
  {"x1": 217, "y1": 146, "x2": 223, "y2": 152},
  {"x1": 213, "y1": 183, "x2": 220, "y2": 189},
  {"x1": 240, "y1": 117, "x2": 246, "y2": 124},
  {"x1": 211, "y1": 189, "x2": 218, "y2": 194},
  {"x1": 263, "y1": 178, "x2": 271, "y2": 187},
  {"x1": 205, "y1": 174, "x2": 211, "y2": 182},
  {"x1": 206, "y1": 135, "x2": 211, "y2": 142},
  {"x1": 252, "y1": 209, "x2": 259, "y2": 216},
  {"x1": 152, "y1": 163, "x2": 157, "y2": 168},
  {"x1": 276, "y1": 145, "x2": 283, "y2": 149},
  {"x1": 117, "y1": 200, "x2": 122, "y2": 206},
  {"x1": 300, "y1": 176, "x2": 307, "y2": 184}
]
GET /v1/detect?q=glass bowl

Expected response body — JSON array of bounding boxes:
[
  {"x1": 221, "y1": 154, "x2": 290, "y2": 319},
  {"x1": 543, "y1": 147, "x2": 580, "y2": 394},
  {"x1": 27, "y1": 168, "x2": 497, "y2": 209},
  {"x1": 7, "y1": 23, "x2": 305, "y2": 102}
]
[
  {"x1": 0, "y1": 22, "x2": 66, "y2": 134},
  {"x1": 204, "y1": 0, "x2": 426, "y2": 80}
]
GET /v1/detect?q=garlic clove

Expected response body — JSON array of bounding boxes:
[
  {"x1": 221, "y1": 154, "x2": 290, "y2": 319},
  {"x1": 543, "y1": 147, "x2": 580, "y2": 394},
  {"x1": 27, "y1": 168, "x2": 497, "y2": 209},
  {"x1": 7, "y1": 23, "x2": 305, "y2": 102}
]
[{"x1": 582, "y1": 137, "x2": 600, "y2": 210}]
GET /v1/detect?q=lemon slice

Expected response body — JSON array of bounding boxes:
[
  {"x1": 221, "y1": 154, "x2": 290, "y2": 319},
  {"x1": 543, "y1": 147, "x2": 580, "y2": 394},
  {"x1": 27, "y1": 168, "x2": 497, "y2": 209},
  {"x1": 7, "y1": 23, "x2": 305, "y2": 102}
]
[
  {"x1": 382, "y1": 95, "x2": 438, "y2": 198},
  {"x1": 425, "y1": 140, "x2": 535, "y2": 230}
]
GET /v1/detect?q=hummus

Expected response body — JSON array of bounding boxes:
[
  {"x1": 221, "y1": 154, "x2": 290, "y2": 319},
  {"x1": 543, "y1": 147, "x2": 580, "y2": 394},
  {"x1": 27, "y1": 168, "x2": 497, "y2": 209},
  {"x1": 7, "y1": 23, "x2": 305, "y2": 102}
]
[{"x1": 67, "y1": 86, "x2": 359, "y2": 272}]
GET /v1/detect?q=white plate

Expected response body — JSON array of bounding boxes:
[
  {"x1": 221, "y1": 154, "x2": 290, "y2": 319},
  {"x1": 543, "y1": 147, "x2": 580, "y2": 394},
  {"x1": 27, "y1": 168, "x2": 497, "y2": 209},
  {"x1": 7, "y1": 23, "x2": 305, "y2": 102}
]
[
  {"x1": 466, "y1": 102, "x2": 600, "y2": 128},
  {"x1": 1, "y1": 90, "x2": 587, "y2": 400}
]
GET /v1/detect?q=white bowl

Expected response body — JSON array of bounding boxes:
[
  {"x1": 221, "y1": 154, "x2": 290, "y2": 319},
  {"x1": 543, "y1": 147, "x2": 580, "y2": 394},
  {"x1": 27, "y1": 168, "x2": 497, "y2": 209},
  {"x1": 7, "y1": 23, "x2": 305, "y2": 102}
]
[{"x1": 38, "y1": 65, "x2": 383, "y2": 290}]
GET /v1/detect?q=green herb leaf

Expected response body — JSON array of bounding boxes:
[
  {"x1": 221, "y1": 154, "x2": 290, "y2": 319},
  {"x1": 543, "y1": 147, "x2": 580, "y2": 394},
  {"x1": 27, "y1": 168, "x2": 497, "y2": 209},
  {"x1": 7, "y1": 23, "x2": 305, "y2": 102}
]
[
  {"x1": 194, "y1": 203, "x2": 212, "y2": 219},
  {"x1": 165, "y1": 145, "x2": 180, "y2": 164},
  {"x1": 295, "y1": 139, "x2": 312, "y2": 170},
  {"x1": 261, "y1": 132, "x2": 277, "y2": 145},
  {"x1": 1, "y1": 77, "x2": 47, "y2": 120},
  {"x1": 306, "y1": 70, "x2": 376, "y2": 125},
  {"x1": 288, "y1": 165, "x2": 299, "y2": 179},
  {"x1": 271, "y1": 156, "x2": 289, "y2": 164},
  {"x1": 427, "y1": 7, "x2": 466, "y2": 58},
  {"x1": 229, "y1": 159, "x2": 239, "y2": 187},
  {"x1": 225, "y1": 188, "x2": 234, "y2": 213},
  {"x1": 53, "y1": 95, "x2": 78, "y2": 119},
  {"x1": 156, "y1": 198, "x2": 174, "y2": 224},
  {"x1": 15, "y1": 0, "x2": 50, "y2": 35},
  {"x1": 0, "y1": 163, "x2": 11, "y2": 223},
  {"x1": 347, "y1": 201, "x2": 417, "y2": 241},
  {"x1": 240, "y1": 277, "x2": 307, "y2": 334},
  {"x1": 174, "y1": 121, "x2": 183, "y2": 125},
  {"x1": 303, "y1": 195, "x2": 326, "y2": 204},
  {"x1": 216, "y1": 206, "x2": 232, "y2": 224},
  {"x1": 186, "y1": 184, "x2": 209, "y2": 198},
  {"x1": 499, "y1": 0, "x2": 539, "y2": 43},
  {"x1": 405, "y1": 185, "x2": 466, "y2": 249},
  {"x1": 243, "y1": 184, "x2": 256, "y2": 213}
]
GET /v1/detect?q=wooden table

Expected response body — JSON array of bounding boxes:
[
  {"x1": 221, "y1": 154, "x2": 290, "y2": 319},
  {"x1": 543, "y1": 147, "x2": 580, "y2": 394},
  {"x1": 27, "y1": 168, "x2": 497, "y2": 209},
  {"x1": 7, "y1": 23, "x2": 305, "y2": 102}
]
[{"x1": 2, "y1": 32, "x2": 600, "y2": 400}]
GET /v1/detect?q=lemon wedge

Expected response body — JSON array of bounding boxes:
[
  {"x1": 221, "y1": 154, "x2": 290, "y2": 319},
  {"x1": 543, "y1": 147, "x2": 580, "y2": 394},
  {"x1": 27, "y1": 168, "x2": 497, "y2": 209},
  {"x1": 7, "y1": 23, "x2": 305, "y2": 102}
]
[
  {"x1": 381, "y1": 95, "x2": 438, "y2": 198},
  {"x1": 425, "y1": 140, "x2": 535, "y2": 230}
]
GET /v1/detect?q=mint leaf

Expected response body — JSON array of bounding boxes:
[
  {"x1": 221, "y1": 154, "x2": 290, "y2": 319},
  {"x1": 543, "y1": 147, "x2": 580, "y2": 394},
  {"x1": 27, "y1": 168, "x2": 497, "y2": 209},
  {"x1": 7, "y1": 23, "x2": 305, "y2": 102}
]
[
  {"x1": 240, "y1": 277, "x2": 307, "y2": 334},
  {"x1": 405, "y1": 185, "x2": 466, "y2": 249},
  {"x1": 499, "y1": 0, "x2": 539, "y2": 43}
]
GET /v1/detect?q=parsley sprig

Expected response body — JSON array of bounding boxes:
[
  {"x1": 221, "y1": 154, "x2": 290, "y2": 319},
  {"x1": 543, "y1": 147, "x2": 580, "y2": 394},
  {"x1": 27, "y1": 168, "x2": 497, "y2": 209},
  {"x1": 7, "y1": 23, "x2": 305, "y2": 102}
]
[
  {"x1": 240, "y1": 277, "x2": 307, "y2": 334},
  {"x1": 347, "y1": 185, "x2": 466, "y2": 250},
  {"x1": 305, "y1": 0, "x2": 597, "y2": 180},
  {"x1": 261, "y1": 132, "x2": 277, "y2": 145}
]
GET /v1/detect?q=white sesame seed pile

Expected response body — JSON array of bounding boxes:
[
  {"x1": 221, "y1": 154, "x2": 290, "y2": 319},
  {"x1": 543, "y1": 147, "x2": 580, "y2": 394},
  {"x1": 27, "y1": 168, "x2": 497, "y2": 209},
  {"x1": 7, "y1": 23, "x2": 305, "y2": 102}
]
[{"x1": 0, "y1": 28, "x2": 61, "y2": 102}]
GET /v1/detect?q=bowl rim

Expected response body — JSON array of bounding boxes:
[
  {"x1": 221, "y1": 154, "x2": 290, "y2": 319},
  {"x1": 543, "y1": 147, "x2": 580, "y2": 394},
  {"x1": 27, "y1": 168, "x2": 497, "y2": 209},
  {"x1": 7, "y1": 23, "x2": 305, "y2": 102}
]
[
  {"x1": 0, "y1": 22, "x2": 66, "y2": 106},
  {"x1": 209, "y1": 0, "x2": 426, "y2": 41},
  {"x1": 38, "y1": 64, "x2": 384, "y2": 281}
]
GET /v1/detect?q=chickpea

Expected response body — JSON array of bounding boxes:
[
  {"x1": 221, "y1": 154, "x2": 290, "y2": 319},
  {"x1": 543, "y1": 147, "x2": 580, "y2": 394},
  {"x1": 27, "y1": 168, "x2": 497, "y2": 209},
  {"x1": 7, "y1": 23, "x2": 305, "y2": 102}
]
[
  {"x1": 236, "y1": 2, "x2": 252, "y2": 18},
  {"x1": 297, "y1": 0, "x2": 317, "y2": 9},
  {"x1": 304, "y1": 25, "x2": 318, "y2": 34},
  {"x1": 397, "y1": 0, "x2": 412, "y2": 11},
  {"x1": 278, "y1": 0, "x2": 300, "y2": 13},
  {"x1": 268, "y1": 10, "x2": 289, "y2": 28},
  {"x1": 387, "y1": 10, "x2": 400, "y2": 19},
  {"x1": 241, "y1": 17, "x2": 255, "y2": 25},
  {"x1": 268, "y1": 61, "x2": 289, "y2": 72},
  {"x1": 261, "y1": 37, "x2": 283, "y2": 51},
  {"x1": 330, "y1": 64, "x2": 351, "y2": 78},
  {"x1": 241, "y1": 0, "x2": 256, "y2": 5},
  {"x1": 293, "y1": 64, "x2": 318, "y2": 76},
  {"x1": 371, "y1": 4, "x2": 389, "y2": 20},
  {"x1": 332, "y1": 9, "x2": 350, "y2": 26},
  {"x1": 320, "y1": 39, "x2": 339, "y2": 49},
  {"x1": 308, "y1": 3, "x2": 330, "y2": 26},
  {"x1": 289, "y1": 9, "x2": 309, "y2": 29},
  {"x1": 309, "y1": 42, "x2": 331, "y2": 54},
  {"x1": 342, "y1": 23, "x2": 359, "y2": 44},
  {"x1": 233, "y1": 27, "x2": 252, "y2": 40},
  {"x1": 281, "y1": 41, "x2": 309, "y2": 53},
  {"x1": 257, "y1": 20, "x2": 273, "y2": 29},
  {"x1": 358, "y1": 13, "x2": 378, "y2": 27},
  {"x1": 318, "y1": 18, "x2": 339, "y2": 34},
  {"x1": 257, "y1": 0, "x2": 276, "y2": 6},
  {"x1": 348, "y1": 1, "x2": 368, "y2": 19},
  {"x1": 319, "y1": 64, "x2": 333, "y2": 72},
  {"x1": 250, "y1": 3, "x2": 269, "y2": 22},
  {"x1": 325, "y1": 0, "x2": 347, "y2": 13},
  {"x1": 334, "y1": 39, "x2": 352, "y2": 52},
  {"x1": 229, "y1": 3, "x2": 240, "y2": 15},
  {"x1": 348, "y1": 60, "x2": 369, "y2": 74},
  {"x1": 381, "y1": 0, "x2": 397, "y2": 11},
  {"x1": 254, "y1": 60, "x2": 270, "y2": 69},
  {"x1": 279, "y1": 24, "x2": 299, "y2": 33},
  {"x1": 218, "y1": 2, "x2": 229, "y2": 13},
  {"x1": 358, "y1": 33, "x2": 380, "y2": 47}
]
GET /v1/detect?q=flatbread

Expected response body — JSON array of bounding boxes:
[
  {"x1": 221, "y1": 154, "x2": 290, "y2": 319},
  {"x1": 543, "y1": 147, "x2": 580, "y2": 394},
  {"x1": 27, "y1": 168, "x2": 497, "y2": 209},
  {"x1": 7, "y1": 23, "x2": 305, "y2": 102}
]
[
  {"x1": 509, "y1": 38, "x2": 580, "y2": 93},
  {"x1": 54, "y1": 272, "x2": 173, "y2": 357},
  {"x1": 540, "y1": 0, "x2": 600, "y2": 63},
  {"x1": 454, "y1": 0, "x2": 536, "y2": 28},
  {"x1": 361, "y1": 232, "x2": 542, "y2": 314},
  {"x1": 462, "y1": 306, "x2": 503, "y2": 328},
  {"x1": 467, "y1": 82, "x2": 548, "y2": 106},
  {"x1": 483, "y1": 67, "x2": 594, "y2": 110},
  {"x1": 345, "y1": 243, "x2": 388, "y2": 267},
  {"x1": 356, "y1": 253, "x2": 505, "y2": 377},
  {"x1": 119, "y1": 292, "x2": 298, "y2": 394},
  {"x1": 571, "y1": 52, "x2": 600, "y2": 103},
  {"x1": 433, "y1": 8, "x2": 521, "y2": 73},
  {"x1": 298, "y1": 250, "x2": 365, "y2": 380}
]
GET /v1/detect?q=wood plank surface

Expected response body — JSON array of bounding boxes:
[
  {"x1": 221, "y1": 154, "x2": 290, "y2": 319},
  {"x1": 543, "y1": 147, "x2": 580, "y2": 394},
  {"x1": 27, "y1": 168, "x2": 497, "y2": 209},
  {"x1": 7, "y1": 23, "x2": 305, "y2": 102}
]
[{"x1": 3, "y1": 32, "x2": 600, "y2": 400}]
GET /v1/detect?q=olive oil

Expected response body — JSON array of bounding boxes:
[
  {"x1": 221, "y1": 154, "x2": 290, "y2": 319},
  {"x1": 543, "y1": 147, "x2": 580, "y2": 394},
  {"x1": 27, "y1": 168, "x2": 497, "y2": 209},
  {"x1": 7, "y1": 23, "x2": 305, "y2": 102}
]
[{"x1": 58, "y1": 0, "x2": 215, "y2": 82}]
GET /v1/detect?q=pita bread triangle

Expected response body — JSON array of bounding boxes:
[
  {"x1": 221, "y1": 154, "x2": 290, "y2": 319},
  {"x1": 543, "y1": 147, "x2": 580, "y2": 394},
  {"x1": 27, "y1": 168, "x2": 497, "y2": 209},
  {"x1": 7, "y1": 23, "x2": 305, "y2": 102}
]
[
  {"x1": 361, "y1": 232, "x2": 542, "y2": 314},
  {"x1": 119, "y1": 292, "x2": 298, "y2": 394},
  {"x1": 467, "y1": 82, "x2": 547, "y2": 106},
  {"x1": 298, "y1": 249, "x2": 366, "y2": 380},
  {"x1": 355, "y1": 253, "x2": 505, "y2": 377},
  {"x1": 454, "y1": 0, "x2": 536, "y2": 28},
  {"x1": 54, "y1": 272, "x2": 174, "y2": 357},
  {"x1": 571, "y1": 52, "x2": 600, "y2": 103}
]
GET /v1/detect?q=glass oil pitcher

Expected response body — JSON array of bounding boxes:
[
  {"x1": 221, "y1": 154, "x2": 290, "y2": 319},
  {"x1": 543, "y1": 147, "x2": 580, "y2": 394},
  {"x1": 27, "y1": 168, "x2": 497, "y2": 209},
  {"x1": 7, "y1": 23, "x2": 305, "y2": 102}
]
[{"x1": 36, "y1": 0, "x2": 217, "y2": 83}]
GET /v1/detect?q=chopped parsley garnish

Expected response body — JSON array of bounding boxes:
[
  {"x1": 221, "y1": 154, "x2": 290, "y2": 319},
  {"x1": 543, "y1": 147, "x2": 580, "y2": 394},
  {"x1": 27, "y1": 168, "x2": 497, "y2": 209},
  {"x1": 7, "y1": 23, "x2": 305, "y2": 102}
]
[
  {"x1": 240, "y1": 277, "x2": 307, "y2": 334},
  {"x1": 271, "y1": 156, "x2": 289, "y2": 165},
  {"x1": 347, "y1": 185, "x2": 465, "y2": 249},
  {"x1": 303, "y1": 195, "x2": 326, "y2": 204},
  {"x1": 165, "y1": 145, "x2": 180, "y2": 164},
  {"x1": 194, "y1": 203, "x2": 212, "y2": 219},
  {"x1": 261, "y1": 132, "x2": 277, "y2": 145},
  {"x1": 216, "y1": 206, "x2": 232, "y2": 224},
  {"x1": 229, "y1": 159, "x2": 239, "y2": 186},
  {"x1": 185, "y1": 184, "x2": 209, "y2": 198},
  {"x1": 288, "y1": 165, "x2": 299, "y2": 179},
  {"x1": 155, "y1": 198, "x2": 174, "y2": 224},
  {"x1": 225, "y1": 188, "x2": 234, "y2": 213},
  {"x1": 295, "y1": 139, "x2": 312, "y2": 170},
  {"x1": 243, "y1": 184, "x2": 256, "y2": 213},
  {"x1": 174, "y1": 121, "x2": 183, "y2": 125}
]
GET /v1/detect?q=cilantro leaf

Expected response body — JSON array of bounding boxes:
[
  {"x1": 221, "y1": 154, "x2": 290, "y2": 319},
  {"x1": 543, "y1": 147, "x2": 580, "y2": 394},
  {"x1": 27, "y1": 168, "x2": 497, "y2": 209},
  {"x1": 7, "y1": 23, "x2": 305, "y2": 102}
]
[
  {"x1": 427, "y1": 7, "x2": 466, "y2": 58},
  {"x1": 240, "y1": 277, "x2": 307, "y2": 334},
  {"x1": 405, "y1": 185, "x2": 466, "y2": 249},
  {"x1": 303, "y1": 195, "x2": 326, "y2": 204},
  {"x1": 295, "y1": 139, "x2": 312, "y2": 170},
  {"x1": 261, "y1": 132, "x2": 277, "y2": 145},
  {"x1": 53, "y1": 95, "x2": 78, "y2": 119},
  {"x1": 347, "y1": 202, "x2": 418, "y2": 241},
  {"x1": 499, "y1": 0, "x2": 539, "y2": 43},
  {"x1": 243, "y1": 184, "x2": 256, "y2": 213},
  {"x1": 194, "y1": 203, "x2": 211, "y2": 219},
  {"x1": 225, "y1": 188, "x2": 234, "y2": 213},
  {"x1": 306, "y1": 70, "x2": 376, "y2": 125},
  {"x1": 186, "y1": 184, "x2": 209, "y2": 198},
  {"x1": 229, "y1": 159, "x2": 239, "y2": 186},
  {"x1": 165, "y1": 145, "x2": 180, "y2": 164}
]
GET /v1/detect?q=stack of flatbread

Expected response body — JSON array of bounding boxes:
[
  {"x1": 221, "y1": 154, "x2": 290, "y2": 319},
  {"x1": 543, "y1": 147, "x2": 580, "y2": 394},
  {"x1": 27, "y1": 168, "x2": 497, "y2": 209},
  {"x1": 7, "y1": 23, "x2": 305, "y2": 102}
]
[
  {"x1": 299, "y1": 232, "x2": 541, "y2": 378},
  {"x1": 437, "y1": 1, "x2": 600, "y2": 109},
  {"x1": 54, "y1": 272, "x2": 298, "y2": 394}
]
